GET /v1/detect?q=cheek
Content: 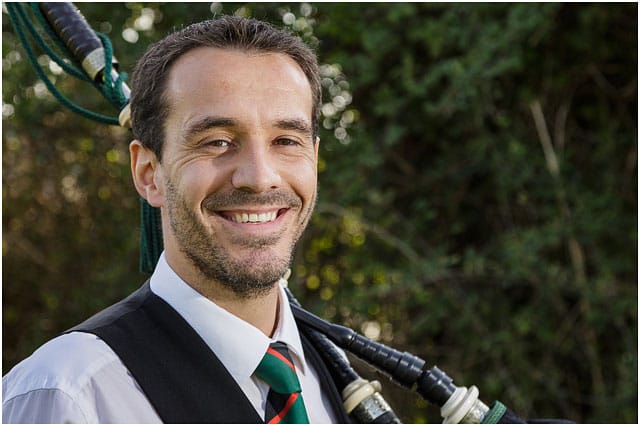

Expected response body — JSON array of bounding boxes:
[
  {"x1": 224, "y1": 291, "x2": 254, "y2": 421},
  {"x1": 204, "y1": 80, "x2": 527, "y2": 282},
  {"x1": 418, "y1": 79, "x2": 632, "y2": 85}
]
[
  {"x1": 175, "y1": 161, "x2": 227, "y2": 202},
  {"x1": 283, "y1": 159, "x2": 318, "y2": 201}
]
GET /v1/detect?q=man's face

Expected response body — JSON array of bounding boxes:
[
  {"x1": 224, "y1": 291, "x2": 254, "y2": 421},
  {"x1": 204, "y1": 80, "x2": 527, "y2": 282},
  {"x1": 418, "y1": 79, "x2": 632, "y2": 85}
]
[{"x1": 156, "y1": 47, "x2": 318, "y2": 297}]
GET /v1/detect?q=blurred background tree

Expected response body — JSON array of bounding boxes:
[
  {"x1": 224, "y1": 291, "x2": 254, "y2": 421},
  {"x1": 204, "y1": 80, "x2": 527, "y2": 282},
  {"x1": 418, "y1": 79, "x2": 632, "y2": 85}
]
[{"x1": 3, "y1": 3, "x2": 636, "y2": 423}]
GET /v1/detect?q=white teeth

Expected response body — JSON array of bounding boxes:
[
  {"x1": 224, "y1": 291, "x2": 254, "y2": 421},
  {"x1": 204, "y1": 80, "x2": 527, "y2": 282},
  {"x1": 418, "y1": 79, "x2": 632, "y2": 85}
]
[{"x1": 231, "y1": 211, "x2": 277, "y2": 224}]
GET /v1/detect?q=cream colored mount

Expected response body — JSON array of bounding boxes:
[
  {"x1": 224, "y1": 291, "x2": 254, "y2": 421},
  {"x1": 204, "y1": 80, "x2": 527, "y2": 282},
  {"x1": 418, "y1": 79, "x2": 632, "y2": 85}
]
[
  {"x1": 342, "y1": 378, "x2": 392, "y2": 423},
  {"x1": 441, "y1": 385, "x2": 490, "y2": 424},
  {"x1": 119, "y1": 103, "x2": 132, "y2": 128},
  {"x1": 81, "y1": 47, "x2": 106, "y2": 80}
]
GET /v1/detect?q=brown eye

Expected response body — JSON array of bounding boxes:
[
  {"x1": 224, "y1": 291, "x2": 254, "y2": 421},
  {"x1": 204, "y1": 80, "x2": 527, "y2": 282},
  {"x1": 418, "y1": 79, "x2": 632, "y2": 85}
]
[
  {"x1": 275, "y1": 138, "x2": 299, "y2": 146},
  {"x1": 206, "y1": 139, "x2": 231, "y2": 148}
]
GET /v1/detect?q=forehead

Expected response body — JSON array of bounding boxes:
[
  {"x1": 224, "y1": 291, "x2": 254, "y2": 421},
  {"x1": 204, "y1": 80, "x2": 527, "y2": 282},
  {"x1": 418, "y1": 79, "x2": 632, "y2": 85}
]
[{"x1": 164, "y1": 47, "x2": 312, "y2": 123}]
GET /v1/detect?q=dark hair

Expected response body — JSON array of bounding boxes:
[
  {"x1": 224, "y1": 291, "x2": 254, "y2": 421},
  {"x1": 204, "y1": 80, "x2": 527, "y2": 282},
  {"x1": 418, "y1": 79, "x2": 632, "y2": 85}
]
[{"x1": 129, "y1": 15, "x2": 321, "y2": 160}]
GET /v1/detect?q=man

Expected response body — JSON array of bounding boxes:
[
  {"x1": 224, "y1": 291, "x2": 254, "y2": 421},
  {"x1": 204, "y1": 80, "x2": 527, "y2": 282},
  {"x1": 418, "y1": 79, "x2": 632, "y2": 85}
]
[{"x1": 3, "y1": 16, "x2": 351, "y2": 423}]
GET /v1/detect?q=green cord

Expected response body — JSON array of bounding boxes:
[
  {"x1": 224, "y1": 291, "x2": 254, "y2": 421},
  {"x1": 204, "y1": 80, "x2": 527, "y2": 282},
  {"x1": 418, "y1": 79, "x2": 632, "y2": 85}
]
[{"x1": 95, "y1": 33, "x2": 129, "y2": 110}]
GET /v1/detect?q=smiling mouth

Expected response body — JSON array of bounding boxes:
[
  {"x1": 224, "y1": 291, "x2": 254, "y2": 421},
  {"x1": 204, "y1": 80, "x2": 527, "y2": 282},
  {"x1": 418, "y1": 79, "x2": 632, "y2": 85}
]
[{"x1": 216, "y1": 209, "x2": 287, "y2": 224}]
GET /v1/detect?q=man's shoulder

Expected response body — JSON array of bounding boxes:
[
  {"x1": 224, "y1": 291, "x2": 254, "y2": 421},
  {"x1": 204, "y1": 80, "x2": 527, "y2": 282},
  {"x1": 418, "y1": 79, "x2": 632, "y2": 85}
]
[
  {"x1": 3, "y1": 331, "x2": 161, "y2": 423},
  {"x1": 3, "y1": 332, "x2": 120, "y2": 402},
  {"x1": 72, "y1": 281, "x2": 151, "y2": 332}
]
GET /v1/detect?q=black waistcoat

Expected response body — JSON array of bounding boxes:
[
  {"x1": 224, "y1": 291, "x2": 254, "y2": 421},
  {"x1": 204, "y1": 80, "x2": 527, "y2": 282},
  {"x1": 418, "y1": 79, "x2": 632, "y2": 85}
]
[{"x1": 68, "y1": 281, "x2": 351, "y2": 424}]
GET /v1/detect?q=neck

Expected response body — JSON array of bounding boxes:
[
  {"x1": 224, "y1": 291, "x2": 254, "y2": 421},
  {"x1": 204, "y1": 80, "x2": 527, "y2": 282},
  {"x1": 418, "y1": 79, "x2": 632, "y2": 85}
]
[
  {"x1": 204, "y1": 283, "x2": 281, "y2": 337},
  {"x1": 165, "y1": 253, "x2": 281, "y2": 337}
]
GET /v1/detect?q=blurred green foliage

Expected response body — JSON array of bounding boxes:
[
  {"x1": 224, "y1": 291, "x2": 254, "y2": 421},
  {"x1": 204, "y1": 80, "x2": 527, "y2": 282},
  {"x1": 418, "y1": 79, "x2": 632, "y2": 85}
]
[{"x1": 2, "y1": 3, "x2": 636, "y2": 423}]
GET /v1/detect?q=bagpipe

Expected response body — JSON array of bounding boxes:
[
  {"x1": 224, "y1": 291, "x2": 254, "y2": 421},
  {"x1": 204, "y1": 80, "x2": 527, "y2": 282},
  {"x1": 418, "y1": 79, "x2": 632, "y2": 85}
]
[{"x1": 6, "y1": 3, "x2": 569, "y2": 423}]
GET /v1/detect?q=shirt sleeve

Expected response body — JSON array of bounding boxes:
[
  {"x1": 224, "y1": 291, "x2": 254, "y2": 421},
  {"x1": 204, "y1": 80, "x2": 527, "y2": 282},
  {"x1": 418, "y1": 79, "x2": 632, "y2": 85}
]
[
  {"x1": 1, "y1": 333, "x2": 162, "y2": 423},
  {"x1": 2, "y1": 388, "x2": 89, "y2": 424}
]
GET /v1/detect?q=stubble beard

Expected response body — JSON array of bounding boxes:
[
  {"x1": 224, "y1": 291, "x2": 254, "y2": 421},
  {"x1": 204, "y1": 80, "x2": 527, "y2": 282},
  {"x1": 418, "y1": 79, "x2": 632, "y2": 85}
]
[{"x1": 164, "y1": 179, "x2": 315, "y2": 299}]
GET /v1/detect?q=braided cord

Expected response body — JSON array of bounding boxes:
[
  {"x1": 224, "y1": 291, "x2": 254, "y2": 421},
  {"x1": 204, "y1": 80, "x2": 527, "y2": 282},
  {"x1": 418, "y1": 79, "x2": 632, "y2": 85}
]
[{"x1": 95, "y1": 33, "x2": 129, "y2": 111}]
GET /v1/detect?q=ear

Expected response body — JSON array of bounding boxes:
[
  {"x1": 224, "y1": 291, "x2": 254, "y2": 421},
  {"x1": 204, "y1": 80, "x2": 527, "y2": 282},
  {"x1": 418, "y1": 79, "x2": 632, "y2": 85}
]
[
  {"x1": 130, "y1": 140, "x2": 164, "y2": 207},
  {"x1": 314, "y1": 136, "x2": 320, "y2": 157}
]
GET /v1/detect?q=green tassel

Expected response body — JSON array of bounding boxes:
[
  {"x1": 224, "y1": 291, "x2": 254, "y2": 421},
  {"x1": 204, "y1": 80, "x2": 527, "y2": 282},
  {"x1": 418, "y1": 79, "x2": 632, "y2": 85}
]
[{"x1": 140, "y1": 198, "x2": 163, "y2": 274}]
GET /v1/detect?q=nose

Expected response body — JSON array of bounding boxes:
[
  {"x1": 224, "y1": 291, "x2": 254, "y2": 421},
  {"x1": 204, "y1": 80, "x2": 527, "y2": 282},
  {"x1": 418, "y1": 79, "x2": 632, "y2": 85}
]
[{"x1": 231, "y1": 142, "x2": 282, "y2": 193}]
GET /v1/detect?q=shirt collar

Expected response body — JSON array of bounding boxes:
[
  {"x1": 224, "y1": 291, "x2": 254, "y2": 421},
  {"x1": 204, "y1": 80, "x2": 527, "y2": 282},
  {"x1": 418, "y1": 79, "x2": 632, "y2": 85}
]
[
  {"x1": 149, "y1": 253, "x2": 307, "y2": 386},
  {"x1": 272, "y1": 283, "x2": 306, "y2": 374}
]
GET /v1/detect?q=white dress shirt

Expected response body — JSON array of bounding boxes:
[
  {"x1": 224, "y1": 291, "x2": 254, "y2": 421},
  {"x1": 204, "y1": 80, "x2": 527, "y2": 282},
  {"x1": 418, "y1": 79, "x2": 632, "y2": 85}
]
[{"x1": 2, "y1": 253, "x2": 338, "y2": 423}]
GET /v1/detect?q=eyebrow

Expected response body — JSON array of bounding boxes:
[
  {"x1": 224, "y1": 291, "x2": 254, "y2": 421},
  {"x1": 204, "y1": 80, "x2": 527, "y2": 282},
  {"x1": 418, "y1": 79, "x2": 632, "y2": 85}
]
[
  {"x1": 182, "y1": 116, "x2": 237, "y2": 141},
  {"x1": 275, "y1": 118, "x2": 313, "y2": 137},
  {"x1": 182, "y1": 116, "x2": 313, "y2": 142}
]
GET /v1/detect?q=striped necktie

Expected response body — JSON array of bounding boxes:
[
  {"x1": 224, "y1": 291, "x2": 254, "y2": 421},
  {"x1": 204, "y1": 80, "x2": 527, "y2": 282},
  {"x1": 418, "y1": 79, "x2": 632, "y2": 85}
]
[{"x1": 254, "y1": 342, "x2": 310, "y2": 424}]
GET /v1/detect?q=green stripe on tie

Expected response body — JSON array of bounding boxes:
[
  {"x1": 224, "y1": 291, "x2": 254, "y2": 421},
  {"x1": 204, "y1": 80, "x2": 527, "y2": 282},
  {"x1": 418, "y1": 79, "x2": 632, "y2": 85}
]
[{"x1": 254, "y1": 342, "x2": 309, "y2": 424}]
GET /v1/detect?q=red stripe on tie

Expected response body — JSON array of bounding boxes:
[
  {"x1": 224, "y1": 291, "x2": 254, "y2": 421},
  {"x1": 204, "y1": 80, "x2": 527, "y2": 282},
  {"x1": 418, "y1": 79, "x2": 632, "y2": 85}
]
[
  {"x1": 266, "y1": 347, "x2": 295, "y2": 371},
  {"x1": 267, "y1": 392, "x2": 299, "y2": 424}
]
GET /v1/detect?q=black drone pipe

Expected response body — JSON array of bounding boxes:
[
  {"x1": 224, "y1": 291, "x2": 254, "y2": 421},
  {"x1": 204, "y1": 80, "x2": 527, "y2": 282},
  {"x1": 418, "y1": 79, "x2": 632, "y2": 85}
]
[
  {"x1": 288, "y1": 299, "x2": 497, "y2": 423},
  {"x1": 290, "y1": 300, "x2": 458, "y2": 406},
  {"x1": 39, "y1": 2, "x2": 105, "y2": 79},
  {"x1": 286, "y1": 287, "x2": 402, "y2": 423}
]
